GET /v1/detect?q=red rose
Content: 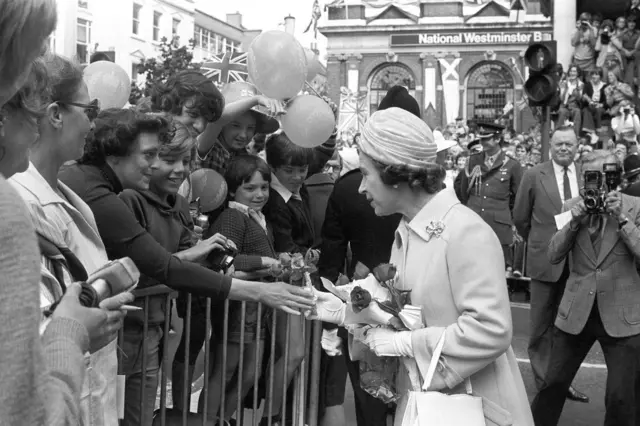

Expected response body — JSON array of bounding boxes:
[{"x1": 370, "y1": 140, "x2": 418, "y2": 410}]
[
  {"x1": 350, "y1": 286, "x2": 372, "y2": 313},
  {"x1": 291, "y1": 253, "x2": 305, "y2": 269},
  {"x1": 354, "y1": 262, "x2": 371, "y2": 280}
]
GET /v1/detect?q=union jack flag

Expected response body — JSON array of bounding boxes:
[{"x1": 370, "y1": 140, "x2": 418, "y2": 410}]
[
  {"x1": 337, "y1": 86, "x2": 369, "y2": 134},
  {"x1": 200, "y1": 51, "x2": 248, "y2": 85}
]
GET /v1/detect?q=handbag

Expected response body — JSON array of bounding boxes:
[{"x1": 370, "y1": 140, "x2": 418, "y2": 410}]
[{"x1": 394, "y1": 331, "x2": 485, "y2": 426}]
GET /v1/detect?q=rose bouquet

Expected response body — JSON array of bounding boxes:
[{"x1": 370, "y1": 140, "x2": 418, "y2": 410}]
[
  {"x1": 319, "y1": 262, "x2": 424, "y2": 403},
  {"x1": 270, "y1": 249, "x2": 319, "y2": 287}
]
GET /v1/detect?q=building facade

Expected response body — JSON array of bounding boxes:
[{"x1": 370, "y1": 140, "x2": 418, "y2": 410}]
[
  {"x1": 48, "y1": 0, "x2": 258, "y2": 82},
  {"x1": 319, "y1": 0, "x2": 553, "y2": 132}
]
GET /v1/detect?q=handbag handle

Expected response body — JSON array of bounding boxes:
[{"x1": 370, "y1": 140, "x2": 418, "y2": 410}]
[{"x1": 421, "y1": 331, "x2": 473, "y2": 395}]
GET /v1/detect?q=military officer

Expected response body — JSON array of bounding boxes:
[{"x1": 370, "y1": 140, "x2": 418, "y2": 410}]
[{"x1": 458, "y1": 123, "x2": 523, "y2": 273}]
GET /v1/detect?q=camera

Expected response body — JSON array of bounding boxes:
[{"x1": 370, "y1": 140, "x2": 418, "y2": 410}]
[
  {"x1": 582, "y1": 170, "x2": 604, "y2": 214},
  {"x1": 80, "y1": 257, "x2": 140, "y2": 308},
  {"x1": 581, "y1": 163, "x2": 622, "y2": 214},
  {"x1": 601, "y1": 29, "x2": 611, "y2": 44},
  {"x1": 622, "y1": 106, "x2": 633, "y2": 115},
  {"x1": 208, "y1": 245, "x2": 238, "y2": 273}
]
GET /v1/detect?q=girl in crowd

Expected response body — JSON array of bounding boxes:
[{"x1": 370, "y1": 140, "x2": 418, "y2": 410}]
[
  {"x1": 202, "y1": 155, "x2": 279, "y2": 425},
  {"x1": 9, "y1": 53, "x2": 130, "y2": 426},
  {"x1": 311, "y1": 107, "x2": 533, "y2": 425},
  {"x1": 118, "y1": 121, "x2": 230, "y2": 425}
]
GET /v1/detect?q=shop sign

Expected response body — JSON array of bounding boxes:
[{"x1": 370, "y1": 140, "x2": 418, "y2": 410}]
[{"x1": 390, "y1": 31, "x2": 552, "y2": 47}]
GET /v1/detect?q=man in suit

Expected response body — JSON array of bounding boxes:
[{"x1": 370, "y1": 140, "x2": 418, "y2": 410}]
[
  {"x1": 513, "y1": 126, "x2": 588, "y2": 402},
  {"x1": 459, "y1": 123, "x2": 523, "y2": 275},
  {"x1": 531, "y1": 151, "x2": 640, "y2": 426},
  {"x1": 621, "y1": 154, "x2": 640, "y2": 197}
]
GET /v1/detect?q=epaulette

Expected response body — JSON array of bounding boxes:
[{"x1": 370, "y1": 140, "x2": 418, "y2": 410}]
[{"x1": 504, "y1": 151, "x2": 517, "y2": 161}]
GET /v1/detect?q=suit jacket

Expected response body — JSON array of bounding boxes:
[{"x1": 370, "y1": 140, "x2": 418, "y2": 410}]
[
  {"x1": 548, "y1": 195, "x2": 640, "y2": 337},
  {"x1": 459, "y1": 150, "x2": 523, "y2": 245},
  {"x1": 393, "y1": 188, "x2": 533, "y2": 426},
  {"x1": 513, "y1": 160, "x2": 582, "y2": 282}
]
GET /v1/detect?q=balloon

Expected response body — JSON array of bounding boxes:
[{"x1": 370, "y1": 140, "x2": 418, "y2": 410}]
[
  {"x1": 84, "y1": 61, "x2": 131, "y2": 109},
  {"x1": 188, "y1": 168, "x2": 227, "y2": 213},
  {"x1": 247, "y1": 31, "x2": 307, "y2": 100},
  {"x1": 282, "y1": 95, "x2": 336, "y2": 148}
]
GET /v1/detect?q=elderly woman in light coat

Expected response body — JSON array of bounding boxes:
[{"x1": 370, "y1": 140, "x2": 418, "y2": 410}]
[{"x1": 311, "y1": 108, "x2": 533, "y2": 425}]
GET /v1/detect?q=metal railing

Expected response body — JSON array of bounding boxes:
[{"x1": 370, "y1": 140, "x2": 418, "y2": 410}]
[{"x1": 117, "y1": 285, "x2": 323, "y2": 426}]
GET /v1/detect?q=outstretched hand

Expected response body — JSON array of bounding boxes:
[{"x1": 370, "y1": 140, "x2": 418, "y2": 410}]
[{"x1": 258, "y1": 281, "x2": 315, "y2": 315}]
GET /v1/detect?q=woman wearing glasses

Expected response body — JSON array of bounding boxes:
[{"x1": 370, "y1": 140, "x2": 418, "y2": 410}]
[{"x1": 9, "y1": 54, "x2": 130, "y2": 426}]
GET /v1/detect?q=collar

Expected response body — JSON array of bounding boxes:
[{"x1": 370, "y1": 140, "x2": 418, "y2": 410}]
[
  {"x1": 94, "y1": 161, "x2": 124, "y2": 194},
  {"x1": 135, "y1": 189, "x2": 180, "y2": 212},
  {"x1": 228, "y1": 201, "x2": 267, "y2": 231},
  {"x1": 402, "y1": 188, "x2": 460, "y2": 242},
  {"x1": 552, "y1": 160, "x2": 576, "y2": 174},
  {"x1": 270, "y1": 173, "x2": 302, "y2": 203},
  {"x1": 10, "y1": 163, "x2": 66, "y2": 206}
]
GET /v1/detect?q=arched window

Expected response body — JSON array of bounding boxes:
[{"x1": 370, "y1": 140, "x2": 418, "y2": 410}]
[
  {"x1": 368, "y1": 63, "x2": 416, "y2": 114},
  {"x1": 465, "y1": 61, "x2": 515, "y2": 126}
]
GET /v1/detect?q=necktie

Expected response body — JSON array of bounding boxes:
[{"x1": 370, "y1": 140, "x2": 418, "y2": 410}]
[
  {"x1": 485, "y1": 155, "x2": 494, "y2": 169},
  {"x1": 563, "y1": 166, "x2": 572, "y2": 201},
  {"x1": 589, "y1": 215, "x2": 605, "y2": 255}
]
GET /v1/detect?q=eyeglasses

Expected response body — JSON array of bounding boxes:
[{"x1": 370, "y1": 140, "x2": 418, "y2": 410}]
[{"x1": 60, "y1": 99, "x2": 100, "y2": 121}]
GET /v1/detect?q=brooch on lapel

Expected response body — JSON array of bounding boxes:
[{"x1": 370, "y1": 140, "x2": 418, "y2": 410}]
[{"x1": 425, "y1": 221, "x2": 445, "y2": 241}]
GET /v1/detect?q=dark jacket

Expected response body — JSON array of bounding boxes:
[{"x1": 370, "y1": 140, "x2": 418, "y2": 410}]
[
  {"x1": 459, "y1": 150, "x2": 523, "y2": 245},
  {"x1": 58, "y1": 162, "x2": 232, "y2": 299},
  {"x1": 318, "y1": 169, "x2": 401, "y2": 282},
  {"x1": 263, "y1": 185, "x2": 316, "y2": 254},
  {"x1": 118, "y1": 189, "x2": 193, "y2": 324},
  {"x1": 305, "y1": 172, "x2": 335, "y2": 247},
  {"x1": 582, "y1": 81, "x2": 608, "y2": 105}
]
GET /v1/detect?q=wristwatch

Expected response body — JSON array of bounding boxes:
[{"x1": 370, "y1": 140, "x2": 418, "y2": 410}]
[{"x1": 618, "y1": 216, "x2": 629, "y2": 229}]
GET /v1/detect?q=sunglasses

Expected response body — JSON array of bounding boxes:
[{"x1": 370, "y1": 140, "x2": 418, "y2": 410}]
[{"x1": 60, "y1": 99, "x2": 100, "y2": 121}]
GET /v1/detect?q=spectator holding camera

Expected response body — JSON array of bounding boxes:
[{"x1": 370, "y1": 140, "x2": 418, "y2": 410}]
[
  {"x1": 557, "y1": 65, "x2": 584, "y2": 134},
  {"x1": 605, "y1": 69, "x2": 635, "y2": 115},
  {"x1": 611, "y1": 100, "x2": 640, "y2": 142},
  {"x1": 596, "y1": 19, "x2": 624, "y2": 78},
  {"x1": 581, "y1": 69, "x2": 608, "y2": 133},
  {"x1": 531, "y1": 150, "x2": 640, "y2": 426},
  {"x1": 572, "y1": 13, "x2": 598, "y2": 73}
]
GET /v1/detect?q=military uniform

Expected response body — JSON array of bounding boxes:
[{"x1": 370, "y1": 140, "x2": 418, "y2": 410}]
[{"x1": 459, "y1": 149, "x2": 523, "y2": 266}]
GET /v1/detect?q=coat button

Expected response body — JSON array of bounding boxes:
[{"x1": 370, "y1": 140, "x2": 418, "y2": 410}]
[
  {"x1": 481, "y1": 208, "x2": 485, "y2": 212},
  {"x1": 589, "y1": 291, "x2": 594, "y2": 295},
  {"x1": 437, "y1": 363, "x2": 445, "y2": 372},
  {"x1": 596, "y1": 268, "x2": 602, "y2": 273},
  {"x1": 483, "y1": 196, "x2": 487, "y2": 199}
]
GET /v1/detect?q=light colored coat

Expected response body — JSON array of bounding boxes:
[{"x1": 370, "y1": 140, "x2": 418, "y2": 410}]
[
  {"x1": 393, "y1": 188, "x2": 533, "y2": 426},
  {"x1": 10, "y1": 163, "x2": 118, "y2": 426},
  {"x1": 549, "y1": 195, "x2": 640, "y2": 337}
]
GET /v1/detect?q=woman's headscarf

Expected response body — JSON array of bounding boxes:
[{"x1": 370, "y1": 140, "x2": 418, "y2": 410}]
[{"x1": 359, "y1": 107, "x2": 437, "y2": 167}]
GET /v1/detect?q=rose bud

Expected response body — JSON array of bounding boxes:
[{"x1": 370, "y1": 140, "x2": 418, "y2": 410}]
[
  {"x1": 373, "y1": 263, "x2": 397, "y2": 283},
  {"x1": 292, "y1": 253, "x2": 305, "y2": 269},
  {"x1": 336, "y1": 273, "x2": 351, "y2": 286},
  {"x1": 350, "y1": 286, "x2": 372, "y2": 313},
  {"x1": 270, "y1": 263, "x2": 284, "y2": 277},
  {"x1": 305, "y1": 248, "x2": 320, "y2": 266},
  {"x1": 353, "y1": 262, "x2": 370, "y2": 280},
  {"x1": 279, "y1": 252, "x2": 292, "y2": 267}
]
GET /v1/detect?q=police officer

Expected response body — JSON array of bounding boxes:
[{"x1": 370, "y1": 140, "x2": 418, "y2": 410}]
[{"x1": 458, "y1": 123, "x2": 523, "y2": 274}]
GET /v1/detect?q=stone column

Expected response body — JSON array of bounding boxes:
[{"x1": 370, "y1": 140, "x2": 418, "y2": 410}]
[{"x1": 553, "y1": 0, "x2": 575, "y2": 68}]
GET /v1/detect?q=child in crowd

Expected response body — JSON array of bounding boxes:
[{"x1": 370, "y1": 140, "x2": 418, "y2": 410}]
[
  {"x1": 261, "y1": 133, "x2": 318, "y2": 426},
  {"x1": 201, "y1": 155, "x2": 280, "y2": 425},
  {"x1": 119, "y1": 122, "x2": 231, "y2": 426}
]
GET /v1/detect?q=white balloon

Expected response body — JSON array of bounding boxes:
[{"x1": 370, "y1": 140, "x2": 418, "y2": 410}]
[{"x1": 84, "y1": 61, "x2": 131, "y2": 109}]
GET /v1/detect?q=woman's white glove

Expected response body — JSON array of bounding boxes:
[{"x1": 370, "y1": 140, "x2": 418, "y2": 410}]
[
  {"x1": 321, "y1": 329, "x2": 343, "y2": 356},
  {"x1": 307, "y1": 289, "x2": 394, "y2": 326},
  {"x1": 363, "y1": 327, "x2": 414, "y2": 357}
]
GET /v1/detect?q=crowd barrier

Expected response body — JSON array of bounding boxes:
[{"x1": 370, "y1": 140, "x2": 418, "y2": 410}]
[{"x1": 117, "y1": 285, "x2": 323, "y2": 426}]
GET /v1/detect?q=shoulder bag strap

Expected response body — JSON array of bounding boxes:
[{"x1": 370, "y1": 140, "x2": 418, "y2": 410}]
[{"x1": 421, "y1": 331, "x2": 473, "y2": 394}]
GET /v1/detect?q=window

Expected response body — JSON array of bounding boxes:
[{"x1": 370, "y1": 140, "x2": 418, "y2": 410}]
[
  {"x1": 76, "y1": 18, "x2": 91, "y2": 64},
  {"x1": 172, "y1": 18, "x2": 180, "y2": 36},
  {"x1": 131, "y1": 63, "x2": 139, "y2": 81},
  {"x1": 78, "y1": 0, "x2": 89, "y2": 8},
  {"x1": 368, "y1": 63, "x2": 416, "y2": 114},
  {"x1": 133, "y1": 3, "x2": 142, "y2": 35},
  {"x1": 153, "y1": 11, "x2": 162, "y2": 41}
]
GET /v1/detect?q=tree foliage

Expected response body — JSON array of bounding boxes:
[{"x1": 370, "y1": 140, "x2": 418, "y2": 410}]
[{"x1": 128, "y1": 36, "x2": 201, "y2": 105}]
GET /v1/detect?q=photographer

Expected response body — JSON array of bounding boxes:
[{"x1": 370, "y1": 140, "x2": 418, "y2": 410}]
[
  {"x1": 571, "y1": 13, "x2": 597, "y2": 73},
  {"x1": 531, "y1": 151, "x2": 640, "y2": 426},
  {"x1": 611, "y1": 100, "x2": 640, "y2": 143},
  {"x1": 596, "y1": 19, "x2": 624, "y2": 78}
]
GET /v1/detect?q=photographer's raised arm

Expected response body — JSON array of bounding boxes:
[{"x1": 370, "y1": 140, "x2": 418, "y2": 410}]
[{"x1": 548, "y1": 200, "x2": 583, "y2": 265}]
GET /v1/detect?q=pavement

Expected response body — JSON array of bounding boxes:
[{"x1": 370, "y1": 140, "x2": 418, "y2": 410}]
[{"x1": 160, "y1": 303, "x2": 607, "y2": 425}]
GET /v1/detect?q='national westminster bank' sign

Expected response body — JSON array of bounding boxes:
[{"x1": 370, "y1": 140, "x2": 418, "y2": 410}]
[{"x1": 390, "y1": 30, "x2": 552, "y2": 47}]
